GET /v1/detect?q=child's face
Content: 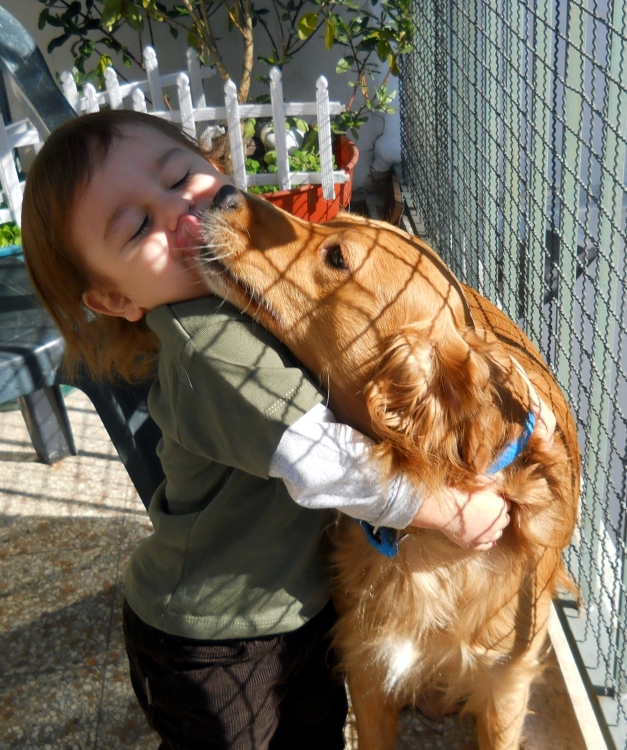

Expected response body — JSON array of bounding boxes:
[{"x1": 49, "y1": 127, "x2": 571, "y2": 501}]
[{"x1": 73, "y1": 125, "x2": 231, "y2": 321}]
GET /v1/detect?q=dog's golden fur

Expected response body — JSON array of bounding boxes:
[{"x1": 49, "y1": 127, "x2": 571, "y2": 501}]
[{"x1": 199, "y1": 189, "x2": 580, "y2": 750}]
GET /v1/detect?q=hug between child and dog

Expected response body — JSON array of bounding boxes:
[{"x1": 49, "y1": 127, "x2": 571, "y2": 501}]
[{"x1": 22, "y1": 109, "x2": 579, "y2": 750}]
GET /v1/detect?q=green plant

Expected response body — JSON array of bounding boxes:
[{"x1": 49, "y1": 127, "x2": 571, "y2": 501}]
[
  {"x1": 300, "y1": 0, "x2": 413, "y2": 137},
  {"x1": 245, "y1": 145, "x2": 336, "y2": 194},
  {"x1": 36, "y1": 0, "x2": 413, "y2": 134},
  {"x1": 0, "y1": 221, "x2": 21, "y2": 247}
]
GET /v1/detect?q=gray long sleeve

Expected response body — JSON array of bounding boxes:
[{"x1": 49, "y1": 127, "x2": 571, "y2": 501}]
[{"x1": 268, "y1": 402, "x2": 423, "y2": 528}]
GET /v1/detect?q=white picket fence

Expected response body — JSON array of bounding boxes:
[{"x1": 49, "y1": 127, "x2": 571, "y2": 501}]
[
  {"x1": 63, "y1": 45, "x2": 348, "y2": 198},
  {"x1": 0, "y1": 117, "x2": 41, "y2": 225},
  {"x1": 0, "y1": 45, "x2": 349, "y2": 228}
]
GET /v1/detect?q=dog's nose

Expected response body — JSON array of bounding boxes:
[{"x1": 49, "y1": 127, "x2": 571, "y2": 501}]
[{"x1": 212, "y1": 184, "x2": 243, "y2": 211}]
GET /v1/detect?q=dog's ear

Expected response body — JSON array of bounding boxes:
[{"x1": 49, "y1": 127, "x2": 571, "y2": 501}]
[{"x1": 365, "y1": 320, "x2": 532, "y2": 483}]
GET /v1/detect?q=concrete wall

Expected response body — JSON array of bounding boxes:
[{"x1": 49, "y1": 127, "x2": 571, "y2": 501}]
[{"x1": 2, "y1": 0, "x2": 401, "y2": 189}]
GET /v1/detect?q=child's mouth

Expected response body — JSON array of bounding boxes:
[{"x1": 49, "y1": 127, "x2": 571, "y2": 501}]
[{"x1": 176, "y1": 212, "x2": 204, "y2": 259}]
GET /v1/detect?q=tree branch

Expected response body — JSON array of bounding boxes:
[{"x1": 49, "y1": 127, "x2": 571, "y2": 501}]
[
  {"x1": 253, "y1": 5, "x2": 280, "y2": 60},
  {"x1": 218, "y1": 0, "x2": 246, "y2": 35},
  {"x1": 181, "y1": 0, "x2": 231, "y2": 82},
  {"x1": 238, "y1": 0, "x2": 254, "y2": 101}
]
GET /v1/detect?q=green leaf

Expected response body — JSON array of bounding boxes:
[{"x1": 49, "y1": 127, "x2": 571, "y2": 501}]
[
  {"x1": 101, "y1": 0, "x2": 123, "y2": 30},
  {"x1": 324, "y1": 19, "x2": 335, "y2": 50},
  {"x1": 297, "y1": 12, "x2": 318, "y2": 40},
  {"x1": 248, "y1": 185, "x2": 280, "y2": 194},
  {"x1": 97, "y1": 53, "x2": 113, "y2": 76},
  {"x1": 42, "y1": 13, "x2": 64, "y2": 29},
  {"x1": 245, "y1": 158, "x2": 260, "y2": 173},
  {"x1": 244, "y1": 118, "x2": 256, "y2": 140},
  {"x1": 38, "y1": 8, "x2": 50, "y2": 30},
  {"x1": 187, "y1": 28, "x2": 201, "y2": 49},
  {"x1": 300, "y1": 127, "x2": 319, "y2": 154},
  {"x1": 168, "y1": 4, "x2": 190, "y2": 17},
  {"x1": 377, "y1": 39, "x2": 390, "y2": 62},
  {"x1": 336, "y1": 56, "x2": 355, "y2": 74},
  {"x1": 0, "y1": 222, "x2": 21, "y2": 248},
  {"x1": 47, "y1": 33, "x2": 70, "y2": 54},
  {"x1": 126, "y1": 4, "x2": 145, "y2": 32},
  {"x1": 78, "y1": 39, "x2": 95, "y2": 57},
  {"x1": 264, "y1": 150, "x2": 277, "y2": 166},
  {"x1": 286, "y1": 117, "x2": 308, "y2": 134}
]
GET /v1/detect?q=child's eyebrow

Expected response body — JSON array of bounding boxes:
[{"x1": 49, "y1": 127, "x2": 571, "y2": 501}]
[
  {"x1": 155, "y1": 146, "x2": 185, "y2": 171},
  {"x1": 103, "y1": 146, "x2": 186, "y2": 242}
]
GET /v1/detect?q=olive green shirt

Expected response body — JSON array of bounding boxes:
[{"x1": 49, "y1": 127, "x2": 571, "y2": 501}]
[{"x1": 124, "y1": 297, "x2": 328, "y2": 639}]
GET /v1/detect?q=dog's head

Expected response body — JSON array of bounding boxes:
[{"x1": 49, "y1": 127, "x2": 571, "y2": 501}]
[{"x1": 199, "y1": 187, "x2": 541, "y2": 488}]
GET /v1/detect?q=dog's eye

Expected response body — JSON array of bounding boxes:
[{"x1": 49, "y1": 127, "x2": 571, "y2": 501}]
[{"x1": 327, "y1": 245, "x2": 347, "y2": 269}]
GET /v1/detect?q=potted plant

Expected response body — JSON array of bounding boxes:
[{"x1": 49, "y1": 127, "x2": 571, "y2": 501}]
[
  {"x1": 240, "y1": 115, "x2": 359, "y2": 221},
  {"x1": 35, "y1": 0, "x2": 413, "y2": 220}
]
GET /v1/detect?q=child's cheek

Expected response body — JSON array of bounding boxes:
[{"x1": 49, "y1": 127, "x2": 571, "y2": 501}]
[{"x1": 142, "y1": 239, "x2": 171, "y2": 273}]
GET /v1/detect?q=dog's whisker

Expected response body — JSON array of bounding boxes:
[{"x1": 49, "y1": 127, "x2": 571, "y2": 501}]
[{"x1": 199, "y1": 251, "x2": 234, "y2": 264}]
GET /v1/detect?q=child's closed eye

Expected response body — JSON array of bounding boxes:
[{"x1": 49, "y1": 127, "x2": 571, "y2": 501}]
[
  {"x1": 130, "y1": 215, "x2": 150, "y2": 242},
  {"x1": 170, "y1": 170, "x2": 192, "y2": 190}
]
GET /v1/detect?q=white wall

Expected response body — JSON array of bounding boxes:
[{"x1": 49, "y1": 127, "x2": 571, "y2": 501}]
[{"x1": 1, "y1": 0, "x2": 401, "y2": 188}]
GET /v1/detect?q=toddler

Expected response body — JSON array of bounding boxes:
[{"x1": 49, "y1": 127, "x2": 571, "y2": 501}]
[{"x1": 22, "y1": 110, "x2": 548, "y2": 749}]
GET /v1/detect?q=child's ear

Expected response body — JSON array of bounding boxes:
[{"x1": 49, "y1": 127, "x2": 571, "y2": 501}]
[{"x1": 82, "y1": 289, "x2": 145, "y2": 322}]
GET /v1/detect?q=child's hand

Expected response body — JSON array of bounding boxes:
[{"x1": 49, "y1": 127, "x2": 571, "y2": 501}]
[{"x1": 410, "y1": 481, "x2": 511, "y2": 551}]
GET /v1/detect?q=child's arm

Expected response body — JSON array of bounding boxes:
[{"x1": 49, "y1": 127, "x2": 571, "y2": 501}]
[
  {"x1": 268, "y1": 402, "x2": 422, "y2": 530},
  {"x1": 269, "y1": 384, "x2": 556, "y2": 551}
]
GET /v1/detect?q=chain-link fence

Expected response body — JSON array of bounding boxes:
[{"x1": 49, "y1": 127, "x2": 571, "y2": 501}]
[{"x1": 400, "y1": 0, "x2": 627, "y2": 746}]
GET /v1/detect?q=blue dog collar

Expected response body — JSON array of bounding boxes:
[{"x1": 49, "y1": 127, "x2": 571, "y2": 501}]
[
  {"x1": 487, "y1": 410, "x2": 536, "y2": 475},
  {"x1": 360, "y1": 410, "x2": 536, "y2": 557},
  {"x1": 359, "y1": 520, "x2": 400, "y2": 557}
]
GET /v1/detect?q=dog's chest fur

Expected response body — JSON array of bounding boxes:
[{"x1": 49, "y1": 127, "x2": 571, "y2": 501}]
[{"x1": 331, "y1": 518, "x2": 551, "y2": 704}]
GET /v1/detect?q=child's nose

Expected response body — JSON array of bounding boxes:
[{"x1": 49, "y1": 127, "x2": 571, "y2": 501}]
[{"x1": 162, "y1": 193, "x2": 192, "y2": 232}]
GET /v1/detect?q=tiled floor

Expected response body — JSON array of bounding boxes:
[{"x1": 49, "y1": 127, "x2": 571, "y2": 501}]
[
  {"x1": 0, "y1": 389, "x2": 588, "y2": 749},
  {"x1": 0, "y1": 390, "x2": 158, "y2": 749}
]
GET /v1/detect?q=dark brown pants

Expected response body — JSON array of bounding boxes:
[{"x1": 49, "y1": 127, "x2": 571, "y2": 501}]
[{"x1": 123, "y1": 600, "x2": 348, "y2": 750}]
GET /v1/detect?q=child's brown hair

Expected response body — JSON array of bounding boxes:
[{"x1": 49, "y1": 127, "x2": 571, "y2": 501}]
[{"x1": 22, "y1": 109, "x2": 219, "y2": 383}]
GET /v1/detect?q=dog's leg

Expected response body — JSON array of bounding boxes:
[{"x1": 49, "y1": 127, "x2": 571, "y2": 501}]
[
  {"x1": 472, "y1": 666, "x2": 532, "y2": 750},
  {"x1": 346, "y1": 666, "x2": 400, "y2": 750},
  {"x1": 471, "y1": 618, "x2": 550, "y2": 748}
]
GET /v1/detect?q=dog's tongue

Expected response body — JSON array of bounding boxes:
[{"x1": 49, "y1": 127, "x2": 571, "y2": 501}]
[{"x1": 176, "y1": 213, "x2": 204, "y2": 259}]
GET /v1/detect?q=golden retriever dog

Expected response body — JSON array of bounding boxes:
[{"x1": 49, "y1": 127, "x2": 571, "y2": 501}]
[{"x1": 198, "y1": 185, "x2": 580, "y2": 750}]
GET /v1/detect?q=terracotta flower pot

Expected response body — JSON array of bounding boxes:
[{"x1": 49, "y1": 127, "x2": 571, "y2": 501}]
[{"x1": 261, "y1": 136, "x2": 359, "y2": 222}]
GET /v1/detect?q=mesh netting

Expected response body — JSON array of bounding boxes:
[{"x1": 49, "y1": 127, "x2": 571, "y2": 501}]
[{"x1": 400, "y1": 1, "x2": 627, "y2": 745}]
